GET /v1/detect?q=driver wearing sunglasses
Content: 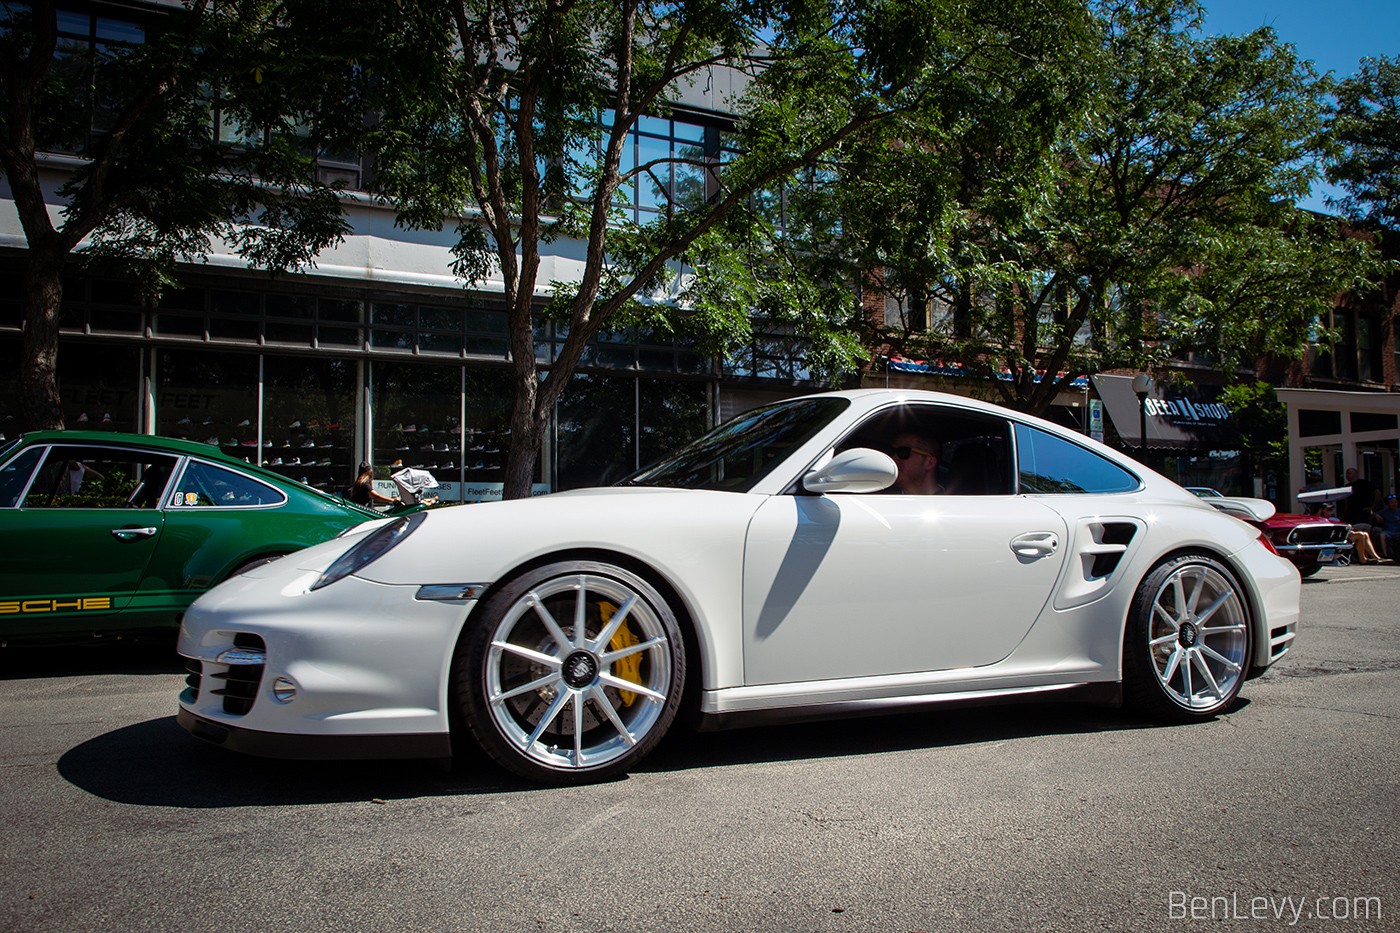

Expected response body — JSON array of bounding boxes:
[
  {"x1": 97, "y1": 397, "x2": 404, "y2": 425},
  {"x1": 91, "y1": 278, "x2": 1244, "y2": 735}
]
[{"x1": 890, "y1": 432, "x2": 940, "y2": 495}]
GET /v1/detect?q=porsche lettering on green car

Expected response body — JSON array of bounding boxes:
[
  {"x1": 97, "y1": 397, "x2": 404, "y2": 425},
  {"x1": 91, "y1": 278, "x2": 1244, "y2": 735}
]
[{"x1": 0, "y1": 431, "x2": 382, "y2": 642}]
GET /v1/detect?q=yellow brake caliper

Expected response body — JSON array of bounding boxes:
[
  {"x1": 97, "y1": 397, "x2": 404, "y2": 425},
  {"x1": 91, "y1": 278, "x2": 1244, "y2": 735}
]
[{"x1": 598, "y1": 600, "x2": 641, "y2": 706}]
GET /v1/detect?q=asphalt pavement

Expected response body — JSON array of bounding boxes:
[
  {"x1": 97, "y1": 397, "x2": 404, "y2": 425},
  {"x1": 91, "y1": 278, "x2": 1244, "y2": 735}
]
[{"x1": 1, "y1": 564, "x2": 1397, "y2": 932}]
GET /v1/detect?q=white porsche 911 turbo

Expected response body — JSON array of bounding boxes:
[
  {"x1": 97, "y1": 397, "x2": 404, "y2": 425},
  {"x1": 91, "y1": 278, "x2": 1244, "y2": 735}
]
[{"x1": 177, "y1": 389, "x2": 1301, "y2": 784}]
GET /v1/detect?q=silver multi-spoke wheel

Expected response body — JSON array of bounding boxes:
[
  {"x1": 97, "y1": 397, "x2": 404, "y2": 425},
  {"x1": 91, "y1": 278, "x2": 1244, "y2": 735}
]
[
  {"x1": 458, "y1": 561, "x2": 684, "y2": 783},
  {"x1": 1125, "y1": 554, "x2": 1252, "y2": 721}
]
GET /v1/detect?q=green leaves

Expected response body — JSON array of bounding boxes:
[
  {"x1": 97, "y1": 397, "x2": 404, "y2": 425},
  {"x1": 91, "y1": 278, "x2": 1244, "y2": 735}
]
[
  {"x1": 818, "y1": 0, "x2": 1383, "y2": 415},
  {"x1": 1328, "y1": 54, "x2": 1400, "y2": 234}
]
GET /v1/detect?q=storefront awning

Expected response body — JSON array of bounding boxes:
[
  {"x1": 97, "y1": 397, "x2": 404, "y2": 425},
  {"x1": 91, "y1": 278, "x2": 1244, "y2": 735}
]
[{"x1": 1092, "y1": 375, "x2": 1240, "y2": 451}]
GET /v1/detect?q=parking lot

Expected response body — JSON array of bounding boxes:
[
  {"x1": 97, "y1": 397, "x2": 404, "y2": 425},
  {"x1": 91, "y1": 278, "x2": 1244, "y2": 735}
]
[{"x1": 2, "y1": 564, "x2": 1397, "y2": 933}]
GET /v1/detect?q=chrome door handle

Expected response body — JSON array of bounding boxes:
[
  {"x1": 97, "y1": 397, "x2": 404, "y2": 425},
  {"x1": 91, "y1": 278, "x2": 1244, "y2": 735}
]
[
  {"x1": 1010, "y1": 531, "x2": 1059, "y2": 558},
  {"x1": 111, "y1": 527, "x2": 158, "y2": 540}
]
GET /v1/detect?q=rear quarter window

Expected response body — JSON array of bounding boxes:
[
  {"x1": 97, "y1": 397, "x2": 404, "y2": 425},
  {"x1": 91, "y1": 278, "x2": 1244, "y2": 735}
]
[
  {"x1": 171, "y1": 461, "x2": 286, "y2": 507},
  {"x1": 1015, "y1": 424, "x2": 1139, "y2": 494}
]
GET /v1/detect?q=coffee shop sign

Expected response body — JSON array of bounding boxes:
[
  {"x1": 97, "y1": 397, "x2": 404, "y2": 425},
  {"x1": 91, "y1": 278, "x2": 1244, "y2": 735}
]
[{"x1": 1143, "y1": 397, "x2": 1231, "y2": 425}]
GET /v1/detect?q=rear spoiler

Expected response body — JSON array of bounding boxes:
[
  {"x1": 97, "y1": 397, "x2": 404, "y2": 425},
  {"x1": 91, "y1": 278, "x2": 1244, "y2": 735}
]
[{"x1": 1201, "y1": 496, "x2": 1277, "y2": 522}]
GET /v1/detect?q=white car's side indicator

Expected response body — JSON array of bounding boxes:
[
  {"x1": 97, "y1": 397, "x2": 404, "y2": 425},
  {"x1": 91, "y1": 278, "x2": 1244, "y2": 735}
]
[{"x1": 415, "y1": 584, "x2": 488, "y2": 601}]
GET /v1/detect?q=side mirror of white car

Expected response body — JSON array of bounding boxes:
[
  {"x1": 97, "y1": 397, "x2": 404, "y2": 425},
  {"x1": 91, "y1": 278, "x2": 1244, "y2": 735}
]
[{"x1": 801, "y1": 448, "x2": 898, "y2": 495}]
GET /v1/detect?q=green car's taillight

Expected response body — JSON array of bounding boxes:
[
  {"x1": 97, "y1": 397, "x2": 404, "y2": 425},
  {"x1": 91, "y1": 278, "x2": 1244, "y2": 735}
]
[{"x1": 311, "y1": 512, "x2": 426, "y2": 591}]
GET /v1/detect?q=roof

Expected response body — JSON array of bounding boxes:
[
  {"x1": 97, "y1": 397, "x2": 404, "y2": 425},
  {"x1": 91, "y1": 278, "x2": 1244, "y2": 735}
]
[
  {"x1": 14, "y1": 430, "x2": 378, "y2": 515},
  {"x1": 19, "y1": 430, "x2": 261, "y2": 463}
]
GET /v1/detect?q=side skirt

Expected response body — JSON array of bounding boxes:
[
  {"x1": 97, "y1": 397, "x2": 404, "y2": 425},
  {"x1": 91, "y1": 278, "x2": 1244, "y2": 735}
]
[{"x1": 692, "y1": 681, "x2": 1122, "y2": 732}]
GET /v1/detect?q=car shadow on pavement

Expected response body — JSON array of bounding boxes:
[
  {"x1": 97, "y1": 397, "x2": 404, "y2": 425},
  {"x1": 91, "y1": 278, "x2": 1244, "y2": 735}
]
[
  {"x1": 0, "y1": 640, "x2": 184, "y2": 680},
  {"x1": 57, "y1": 696, "x2": 1197, "y2": 808},
  {"x1": 57, "y1": 716, "x2": 531, "y2": 806},
  {"x1": 638, "y1": 698, "x2": 1175, "y2": 776}
]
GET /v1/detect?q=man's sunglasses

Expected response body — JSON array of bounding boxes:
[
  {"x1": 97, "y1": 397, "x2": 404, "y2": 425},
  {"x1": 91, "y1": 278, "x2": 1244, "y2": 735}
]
[{"x1": 891, "y1": 446, "x2": 935, "y2": 460}]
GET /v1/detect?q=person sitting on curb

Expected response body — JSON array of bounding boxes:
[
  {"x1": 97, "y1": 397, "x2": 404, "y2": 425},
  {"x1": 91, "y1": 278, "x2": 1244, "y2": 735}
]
[{"x1": 1321, "y1": 503, "x2": 1387, "y2": 565}]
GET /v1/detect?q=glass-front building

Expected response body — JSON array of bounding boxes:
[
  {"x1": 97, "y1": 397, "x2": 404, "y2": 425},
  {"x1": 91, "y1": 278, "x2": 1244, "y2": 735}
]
[
  {"x1": 0, "y1": 268, "x2": 742, "y2": 501},
  {"x1": 0, "y1": 2, "x2": 824, "y2": 490}
]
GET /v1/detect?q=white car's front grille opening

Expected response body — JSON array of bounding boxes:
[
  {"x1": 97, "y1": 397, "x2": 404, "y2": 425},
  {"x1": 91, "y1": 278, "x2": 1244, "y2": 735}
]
[
  {"x1": 1270, "y1": 624, "x2": 1296, "y2": 658},
  {"x1": 210, "y1": 633, "x2": 267, "y2": 715},
  {"x1": 184, "y1": 658, "x2": 203, "y2": 701}
]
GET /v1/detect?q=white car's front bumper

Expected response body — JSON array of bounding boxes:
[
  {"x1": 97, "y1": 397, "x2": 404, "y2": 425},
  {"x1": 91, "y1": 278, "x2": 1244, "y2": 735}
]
[{"x1": 177, "y1": 557, "x2": 476, "y2": 759}]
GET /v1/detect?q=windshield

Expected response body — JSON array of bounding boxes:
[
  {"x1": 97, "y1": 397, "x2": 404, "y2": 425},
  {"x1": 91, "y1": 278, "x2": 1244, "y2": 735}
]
[{"x1": 624, "y1": 397, "x2": 848, "y2": 492}]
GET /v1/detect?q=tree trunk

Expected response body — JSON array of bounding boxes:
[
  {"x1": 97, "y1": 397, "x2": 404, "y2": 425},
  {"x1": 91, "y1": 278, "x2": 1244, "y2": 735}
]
[
  {"x1": 501, "y1": 317, "x2": 543, "y2": 499},
  {"x1": 502, "y1": 400, "x2": 544, "y2": 501},
  {"x1": 19, "y1": 243, "x2": 66, "y2": 432}
]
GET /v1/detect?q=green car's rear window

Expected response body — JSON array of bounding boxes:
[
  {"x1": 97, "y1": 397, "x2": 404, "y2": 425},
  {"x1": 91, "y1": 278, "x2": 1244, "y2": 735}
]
[{"x1": 172, "y1": 461, "x2": 287, "y2": 507}]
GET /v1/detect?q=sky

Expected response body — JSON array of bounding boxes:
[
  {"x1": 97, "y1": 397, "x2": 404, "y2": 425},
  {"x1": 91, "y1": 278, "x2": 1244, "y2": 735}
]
[{"x1": 1201, "y1": 0, "x2": 1400, "y2": 213}]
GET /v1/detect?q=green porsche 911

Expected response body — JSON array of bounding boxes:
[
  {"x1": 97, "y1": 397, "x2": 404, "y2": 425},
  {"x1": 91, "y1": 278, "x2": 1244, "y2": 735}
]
[{"x1": 0, "y1": 432, "x2": 383, "y2": 643}]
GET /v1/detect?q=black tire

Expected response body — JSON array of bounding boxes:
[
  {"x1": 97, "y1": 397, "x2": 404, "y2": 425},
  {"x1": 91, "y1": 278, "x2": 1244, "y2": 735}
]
[
  {"x1": 1298, "y1": 564, "x2": 1322, "y2": 578},
  {"x1": 1123, "y1": 553, "x2": 1252, "y2": 722},
  {"x1": 224, "y1": 553, "x2": 286, "y2": 580},
  {"x1": 455, "y1": 560, "x2": 685, "y2": 784}
]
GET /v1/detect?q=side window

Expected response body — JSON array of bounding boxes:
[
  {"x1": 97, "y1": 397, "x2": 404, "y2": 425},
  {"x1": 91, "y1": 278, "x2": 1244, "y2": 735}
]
[
  {"x1": 20, "y1": 446, "x2": 180, "y2": 509},
  {"x1": 0, "y1": 447, "x2": 45, "y2": 508},
  {"x1": 172, "y1": 461, "x2": 286, "y2": 507},
  {"x1": 835, "y1": 404, "x2": 1013, "y2": 496},
  {"x1": 1014, "y1": 424, "x2": 1139, "y2": 494}
]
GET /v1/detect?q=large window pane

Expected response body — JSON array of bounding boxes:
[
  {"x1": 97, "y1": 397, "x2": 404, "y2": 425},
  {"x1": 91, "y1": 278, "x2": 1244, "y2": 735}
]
[
  {"x1": 209, "y1": 289, "x2": 259, "y2": 341},
  {"x1": 264, "y1": 356, "x2": 359, "y2": 492},
  {"x1": 557, "y1": 373, "x2": 636, "y2": 490},
  {"x1": 373, "y1": 361, "x2": 465, "y2": 494},
  {"x1": 156, "y1": 349, "x2": 258, "y2": 456},
  {"x1": 59, "y1": 342, "x2": 141, "y2": 432},
  {"x1": 461, "y1": 367, "x2": 519, "y2": 487},
  {"x1": 637, "y1": 134, "x2": 669, "y2": 210},
  {"x1": 639, "y1": 380, "x2": 709, "y2": 470},
  {"x1": 0, "y1": 339, "x2": 18, "y2": 439}
]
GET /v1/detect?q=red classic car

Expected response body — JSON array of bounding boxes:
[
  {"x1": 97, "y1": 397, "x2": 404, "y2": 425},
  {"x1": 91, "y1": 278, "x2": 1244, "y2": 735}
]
[
  {"x1": 1189, "y1": 487, "x2": 1352, "y2": 577},
  {"x1": 1254, "y1": 511, "x2": 1352, "y2": 576}
]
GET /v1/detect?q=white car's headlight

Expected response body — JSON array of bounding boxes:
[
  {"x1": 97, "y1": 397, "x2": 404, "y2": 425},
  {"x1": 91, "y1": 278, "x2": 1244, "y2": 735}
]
[{"x1": 312, "y1": 512, "x2": 426, "y2": 590}]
